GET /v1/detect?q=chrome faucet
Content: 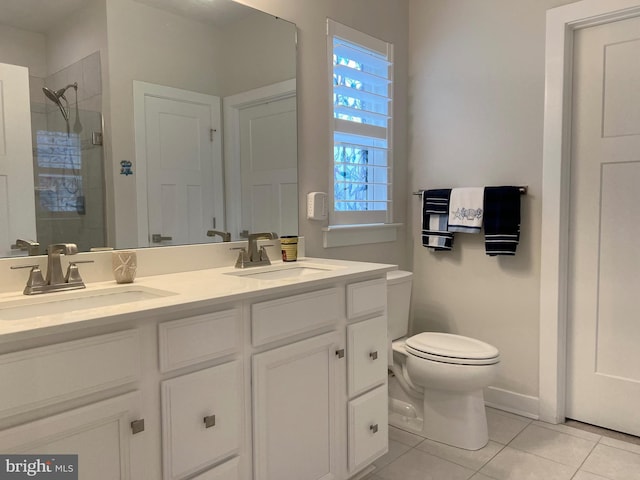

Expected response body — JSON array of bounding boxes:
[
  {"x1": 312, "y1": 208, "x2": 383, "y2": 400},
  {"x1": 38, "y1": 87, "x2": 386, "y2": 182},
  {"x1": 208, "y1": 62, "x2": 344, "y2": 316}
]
[
  {"x1": 248, "y1": 232, "x2": 278, "y2": 263},
  {"x1": 11, "y1": 243, "x2": 92, "y2": 295},
  {"x1": 206, "y1": 230, "x2": 231, "y2": 242},
  {"x1": 232, "y1": 232, "x2": 278, "y2": 268},
  {"x1": 11, "y1": 239, "x2": 40, "y2": 256},
  {"x1": 46, "y1": 243, "x2": 79, "y2": 286}
]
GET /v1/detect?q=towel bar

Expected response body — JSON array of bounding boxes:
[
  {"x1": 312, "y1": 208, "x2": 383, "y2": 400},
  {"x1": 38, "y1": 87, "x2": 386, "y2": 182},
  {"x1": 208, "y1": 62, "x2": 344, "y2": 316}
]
[{"x1": 413, "y1": 186, "x2": 527, "y2": 196}]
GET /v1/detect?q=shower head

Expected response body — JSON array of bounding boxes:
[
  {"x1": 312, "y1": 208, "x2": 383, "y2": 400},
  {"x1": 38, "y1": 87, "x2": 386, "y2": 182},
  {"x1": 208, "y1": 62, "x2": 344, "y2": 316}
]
[{"x1": 42, "y1": 83, "x2": 78, "y2": 123}]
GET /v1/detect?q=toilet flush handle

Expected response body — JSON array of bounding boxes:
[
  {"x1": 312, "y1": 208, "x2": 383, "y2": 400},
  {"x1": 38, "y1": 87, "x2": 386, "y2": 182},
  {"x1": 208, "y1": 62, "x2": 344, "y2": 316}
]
[
  {"x1": 370, "y1": 424, "x2": 379, "y2": 434},
  {"x1": 369, "y1": 350, "x2": 378, "y2": 360}
]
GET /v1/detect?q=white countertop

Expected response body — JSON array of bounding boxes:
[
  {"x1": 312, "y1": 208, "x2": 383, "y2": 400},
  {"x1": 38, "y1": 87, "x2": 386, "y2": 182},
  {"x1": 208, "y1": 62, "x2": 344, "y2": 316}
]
[{"x1": 0, "y1": 257, "x2": 395, "y2": 342}]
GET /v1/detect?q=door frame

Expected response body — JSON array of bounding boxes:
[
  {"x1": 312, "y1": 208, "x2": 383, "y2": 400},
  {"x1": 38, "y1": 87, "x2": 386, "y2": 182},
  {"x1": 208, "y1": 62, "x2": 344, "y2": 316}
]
[
  {"x1": 222, "y1": 79, "x2": 296, "y2": 239},
  {"x1": 539, "y1": 0, "x2": 640, "y2": 424}
]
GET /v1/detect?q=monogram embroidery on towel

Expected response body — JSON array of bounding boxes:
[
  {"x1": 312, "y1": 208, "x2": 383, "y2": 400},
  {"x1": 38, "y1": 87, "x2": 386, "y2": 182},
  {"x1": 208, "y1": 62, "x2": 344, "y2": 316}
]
[{"x1": 452, "y1": 208, "x2": 483, "y2": 221}]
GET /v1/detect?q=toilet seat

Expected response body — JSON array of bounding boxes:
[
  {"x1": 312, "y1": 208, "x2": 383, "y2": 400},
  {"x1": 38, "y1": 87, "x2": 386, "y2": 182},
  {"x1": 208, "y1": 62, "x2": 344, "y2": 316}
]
[{"x1": 405, "y1": 332, "x2": 500, "y2": 366}]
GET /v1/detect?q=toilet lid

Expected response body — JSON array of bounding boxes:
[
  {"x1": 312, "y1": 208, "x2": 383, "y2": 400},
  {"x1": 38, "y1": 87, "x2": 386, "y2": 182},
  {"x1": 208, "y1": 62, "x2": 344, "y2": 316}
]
[{"x1": 405, "y1": 332, "x2": 499, "y2": 365}]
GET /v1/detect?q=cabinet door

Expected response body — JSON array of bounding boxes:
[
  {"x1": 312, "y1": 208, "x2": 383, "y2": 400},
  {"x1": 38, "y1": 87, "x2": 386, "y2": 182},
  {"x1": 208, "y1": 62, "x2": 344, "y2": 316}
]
[
  {"x1": 347, "y1": 316, "x2": 388, "y2": 397},
  {"x1": 162, "y1": 361, "x2": 242, "y2": 480},
  {"x1": 253, "y1": 331, "x2": 341, "y2": 480},
  {"x1": 348, "y1": 385, "x2": 388, "y2": 474},
  {"x1": 191, "y1": 456, "x2": 240, "y2": 480},
  {"x1": 0, "y1": 392, "x2": 145, "y2": 480}
]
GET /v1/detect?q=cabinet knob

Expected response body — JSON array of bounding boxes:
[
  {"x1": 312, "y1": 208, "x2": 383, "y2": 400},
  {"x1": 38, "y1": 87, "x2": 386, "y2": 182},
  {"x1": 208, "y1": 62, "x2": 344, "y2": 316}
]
[
  {"x1": 369, "y1": 351, "x2": 378, "y2": 360},
  {"x1": 335, "y1": 349, "x2": 345, "y2": 359},
  {"x1": 130, "y1": 419, "x2": 145, "y2": 434},
  {"x1": 370, "y1": 423, "x2": 379, "y2": 434},
  {"x1": 204, "y1": 414, "x2": 216, "y2": 428}
]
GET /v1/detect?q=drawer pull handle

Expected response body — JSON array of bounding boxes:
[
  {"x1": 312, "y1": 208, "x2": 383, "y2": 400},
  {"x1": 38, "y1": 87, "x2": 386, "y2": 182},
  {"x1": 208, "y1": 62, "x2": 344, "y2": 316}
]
[
  {"x1": 336, "y1": 349, "x2": 345, "y2": 359},
  {"x1": 370, "y1": 423, "x2": 379, "y2": 434},
  {"x1": 204, "y1": 414, "x2": 216, "y2": 428},
  {"x1": 130, "y1": 419, "x2": 145, "y2": 434},
  {"x1": 369, "y1": 351, "x2": 378, "y2": 360}
]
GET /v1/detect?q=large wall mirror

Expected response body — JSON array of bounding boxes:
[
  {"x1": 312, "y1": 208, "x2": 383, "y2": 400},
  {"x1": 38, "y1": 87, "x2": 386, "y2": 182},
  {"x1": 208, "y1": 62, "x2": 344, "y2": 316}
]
[{"x1": 0, "y1": 0, "x2": 297, "y2": 257}]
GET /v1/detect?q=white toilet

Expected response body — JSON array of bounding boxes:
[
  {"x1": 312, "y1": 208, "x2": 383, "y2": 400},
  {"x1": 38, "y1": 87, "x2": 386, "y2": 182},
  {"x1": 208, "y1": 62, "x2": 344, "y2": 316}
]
[{"x1": 387, "y1": 270, "x2": 500, "y2": 450}]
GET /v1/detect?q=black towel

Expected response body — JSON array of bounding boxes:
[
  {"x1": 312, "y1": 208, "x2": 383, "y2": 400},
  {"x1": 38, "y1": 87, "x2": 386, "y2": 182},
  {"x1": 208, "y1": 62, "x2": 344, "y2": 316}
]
[
  {"x1": 483, "y1": 186, "x2": 521, "y2": 256},
  {"x1": 421, "y1": 189, "x2": 454, "y2": 251}
]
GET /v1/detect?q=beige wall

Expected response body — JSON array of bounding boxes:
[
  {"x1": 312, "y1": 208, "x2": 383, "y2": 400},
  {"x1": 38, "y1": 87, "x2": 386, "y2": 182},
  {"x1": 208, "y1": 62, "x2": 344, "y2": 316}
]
[
  {"x1": 46, "y1": 0, "x2": 107, "y2": 76},
  {"x1": 408, "y1": 0, "x2": 575, "y2": 408},
  {"x1": 218, "y1": 11, "x2": 296, "y2": 97},
  {"x1": 238, "y1": 0, "x2": 411, "y2": 269}
]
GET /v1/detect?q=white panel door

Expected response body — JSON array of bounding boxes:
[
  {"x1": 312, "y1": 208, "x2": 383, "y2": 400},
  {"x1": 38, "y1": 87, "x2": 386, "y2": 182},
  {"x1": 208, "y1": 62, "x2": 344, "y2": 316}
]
[
  {"x1": 567, "y1": 15, "x2": 640, "y2": 436},
  {"x1": 252, "y1": 331, "x2": 340, "y2": 480},
  {"x1": 135, "y1": 82, "x2": 223, "y2": 247},
  {"x1": 0, "y1": 63, "x2": 37, "y2": 255},
  {"x1": 239, "y1": 95, "x2": 297, "y2": 236}
]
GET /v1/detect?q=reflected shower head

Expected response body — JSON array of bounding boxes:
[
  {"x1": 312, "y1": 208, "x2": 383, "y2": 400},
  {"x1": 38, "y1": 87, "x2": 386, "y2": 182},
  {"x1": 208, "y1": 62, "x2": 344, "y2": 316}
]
[{"x1": 42, "y1": 82, "x2": 78, "y2": 122}]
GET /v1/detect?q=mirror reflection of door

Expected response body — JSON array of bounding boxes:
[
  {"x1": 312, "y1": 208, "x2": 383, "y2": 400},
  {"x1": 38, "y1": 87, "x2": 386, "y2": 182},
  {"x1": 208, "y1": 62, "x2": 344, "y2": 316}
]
[
  {"x1": 134, "y1": 82, "x2": 223, "y2": 247},
  {"x1": 239, "y1": 95, "x2": 297, "y2": 237},
  {"x1": 0, "y1": 62, "x2": 37, "y2": 256}
]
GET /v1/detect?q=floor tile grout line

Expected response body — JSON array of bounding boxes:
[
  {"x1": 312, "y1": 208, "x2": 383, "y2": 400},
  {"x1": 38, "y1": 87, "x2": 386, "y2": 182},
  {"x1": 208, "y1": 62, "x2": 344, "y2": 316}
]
[
  {"x1": 384, "y1": 415, "x2": 640, "y2": 480},
  {"x1": 568, "y1": 440, "x2": 606, "y2": 480},
  {"x1": 504, "y1": 440, "x2": 585, "y2": 472},
  {"x1": 411, "y1": 439, "x2": 507, "y2": 474}
]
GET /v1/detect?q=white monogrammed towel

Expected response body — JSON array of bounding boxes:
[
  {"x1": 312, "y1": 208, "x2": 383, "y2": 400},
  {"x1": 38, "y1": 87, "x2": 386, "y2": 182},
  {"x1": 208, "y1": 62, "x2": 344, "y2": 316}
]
[{"x1": 448, "y1": 187, "x2": 484, "y2": 233}]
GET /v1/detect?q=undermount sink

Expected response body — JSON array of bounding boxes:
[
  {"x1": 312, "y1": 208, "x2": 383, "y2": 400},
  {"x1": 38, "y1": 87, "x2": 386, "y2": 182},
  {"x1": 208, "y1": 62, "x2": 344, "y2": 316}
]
[
  {"x1": 225, "y1": 263, "x2": 340, "y2": 280},
  {"x1": 0, "y1": 285, "x2": 176, "y2": 321}
]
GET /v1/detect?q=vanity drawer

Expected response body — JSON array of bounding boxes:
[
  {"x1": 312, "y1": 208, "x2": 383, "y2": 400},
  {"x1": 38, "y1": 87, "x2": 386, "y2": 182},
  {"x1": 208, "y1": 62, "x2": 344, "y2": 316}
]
[
  {"x1": 191, "y1": 457, "x2": 240, "y2": 480},
  {"x1": 162, "y1": 361, "x2": 242, "y2": 480},
  {"x1": 346, "y1": 278, "x2": 386, "y2": 319},
  {"x1": 159, "y1": 308, "x2": 240, "y2": 372},
  {"x1": 347, "y1": 315, "x2": 388, "y2": 397},
  {"x1": 251, "y1": 288, "x2": 341, "y2": 346},
  {"x1": 348, "y1": 384, "x2": 388, "y2": 474},
  {"x1": 0, "y1": 330, "x2": 140, "y2": 418}
]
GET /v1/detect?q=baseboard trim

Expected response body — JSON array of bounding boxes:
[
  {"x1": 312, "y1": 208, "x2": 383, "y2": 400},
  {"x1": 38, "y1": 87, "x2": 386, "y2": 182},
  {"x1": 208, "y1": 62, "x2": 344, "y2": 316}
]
[{"x1": 484, "y1": 386, "x2": 539, "y2": 420}]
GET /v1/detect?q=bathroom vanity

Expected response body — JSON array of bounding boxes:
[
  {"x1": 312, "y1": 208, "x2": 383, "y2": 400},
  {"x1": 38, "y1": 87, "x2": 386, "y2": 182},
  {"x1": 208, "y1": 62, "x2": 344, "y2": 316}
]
[{"x1": 0, "y1": 257, "x2": 393, "y2": 480}]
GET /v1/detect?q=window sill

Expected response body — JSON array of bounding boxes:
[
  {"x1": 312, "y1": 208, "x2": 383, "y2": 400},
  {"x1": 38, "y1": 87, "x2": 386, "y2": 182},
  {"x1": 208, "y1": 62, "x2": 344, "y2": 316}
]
[{"x1": 322, "y1": 223, "x2": 403, "y2": 248}]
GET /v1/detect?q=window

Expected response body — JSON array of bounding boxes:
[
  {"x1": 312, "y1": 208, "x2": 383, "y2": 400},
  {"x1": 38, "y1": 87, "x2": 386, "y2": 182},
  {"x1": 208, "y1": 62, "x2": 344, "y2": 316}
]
[
  {"x1": 35, "y1": 130, "x2": 84, "y2": 215},
  {"x1": 328, "y1": 19, "x2": 393, "y2": 226}
]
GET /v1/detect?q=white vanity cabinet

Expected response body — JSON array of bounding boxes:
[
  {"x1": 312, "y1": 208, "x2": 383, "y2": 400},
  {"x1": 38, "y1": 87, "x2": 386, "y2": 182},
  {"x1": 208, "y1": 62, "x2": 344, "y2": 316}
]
[
  {"x1": 161, "y1": 361, "x2": 243, "y2": 480},
  {"x1": 0, "y1": 330, "x2": 147, "y2": 479},
  {"x1": 345, "y1": 278, "x2": 389, "y2": 475},
  {"x1": 250, "y1": 288, "x2": 343, "y2": 480},
  {"x1": 250, "y1": 277, "x2": 388, "y2": 480},
  {"x1": 253, "y1": 331, "x2": 342, "y2": 480},
  {"x1": 0, "y1": 392, "x2": 144, "y2": 479},
  {"x1": 159, "y1": 308, "x2": 243, "y2": 480},
  {"x1": 0, "y1": 260, "x2": 392, "y2": 480}
]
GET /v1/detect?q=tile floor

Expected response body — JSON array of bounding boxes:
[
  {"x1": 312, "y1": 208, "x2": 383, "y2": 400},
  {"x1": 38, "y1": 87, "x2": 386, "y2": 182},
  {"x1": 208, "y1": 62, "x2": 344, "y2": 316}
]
[{"x1": 365, "y1": 408, "x2": 640, "y2": 480}]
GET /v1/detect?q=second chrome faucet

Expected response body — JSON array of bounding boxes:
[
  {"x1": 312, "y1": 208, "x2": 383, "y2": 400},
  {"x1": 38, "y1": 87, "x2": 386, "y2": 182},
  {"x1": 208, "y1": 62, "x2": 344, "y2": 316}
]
[{"x1": 232, "y1": 232, "x2": 278, "y2": 268}]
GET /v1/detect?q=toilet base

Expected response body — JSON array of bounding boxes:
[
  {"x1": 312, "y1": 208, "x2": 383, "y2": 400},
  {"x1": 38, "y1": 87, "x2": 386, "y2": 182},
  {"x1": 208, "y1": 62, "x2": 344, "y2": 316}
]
[{"x1": 422, "y1": 388, "x2": 488, "y2": 450}]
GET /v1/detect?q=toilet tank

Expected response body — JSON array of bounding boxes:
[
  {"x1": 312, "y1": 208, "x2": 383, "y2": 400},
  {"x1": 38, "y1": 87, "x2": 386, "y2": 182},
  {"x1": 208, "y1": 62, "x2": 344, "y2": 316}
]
[{"x1": 387, "y1": 270, "x2": 413, "y2": 340}]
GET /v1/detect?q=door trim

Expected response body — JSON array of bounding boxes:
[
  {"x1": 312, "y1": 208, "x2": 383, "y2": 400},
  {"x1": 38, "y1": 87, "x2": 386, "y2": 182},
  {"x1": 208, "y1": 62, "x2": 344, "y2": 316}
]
[
  {"x1": 222, "y1": 79, "x2": 296, "y2": 239},
  {"x1": 540, "y1": 0, "x2": 640, "y2": 424}
]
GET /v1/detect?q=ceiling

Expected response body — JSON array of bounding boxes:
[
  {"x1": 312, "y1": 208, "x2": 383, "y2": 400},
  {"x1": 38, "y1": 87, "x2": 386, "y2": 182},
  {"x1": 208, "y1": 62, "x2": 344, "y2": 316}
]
[{"x1": 0, "y1": 0, "x2": 253, "y2": 33}]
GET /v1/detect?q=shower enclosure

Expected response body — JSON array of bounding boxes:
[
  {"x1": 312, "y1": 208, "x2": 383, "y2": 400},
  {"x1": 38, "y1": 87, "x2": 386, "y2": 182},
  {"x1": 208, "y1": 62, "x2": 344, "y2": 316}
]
[{"x1": 30, "y1": 52, "x2": 106, "y2": 253}]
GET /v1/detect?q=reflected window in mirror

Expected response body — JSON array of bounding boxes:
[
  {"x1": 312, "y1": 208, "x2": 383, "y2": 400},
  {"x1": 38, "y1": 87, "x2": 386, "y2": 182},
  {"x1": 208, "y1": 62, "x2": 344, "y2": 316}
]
[{"x1": 35, "y1": 131, "x2": 84, "y2": 215}]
